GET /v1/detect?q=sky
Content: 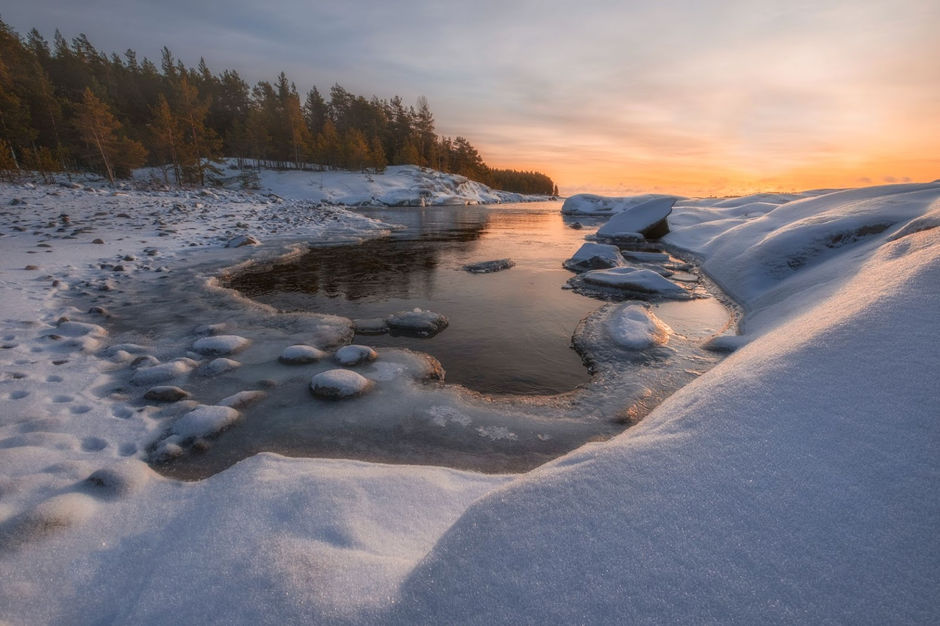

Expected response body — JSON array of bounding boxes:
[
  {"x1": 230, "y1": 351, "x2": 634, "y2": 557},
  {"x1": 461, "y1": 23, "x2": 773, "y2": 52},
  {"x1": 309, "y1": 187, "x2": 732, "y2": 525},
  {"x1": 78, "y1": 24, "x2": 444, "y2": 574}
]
[{"x1": 4, "y1": 0, "x2": 938, "y2": 195}]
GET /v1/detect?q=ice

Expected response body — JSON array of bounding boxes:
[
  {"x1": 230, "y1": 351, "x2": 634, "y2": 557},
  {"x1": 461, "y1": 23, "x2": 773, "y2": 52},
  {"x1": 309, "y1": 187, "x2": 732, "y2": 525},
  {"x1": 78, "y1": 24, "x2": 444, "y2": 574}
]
[{"x1": 310, "y1": 369, "x2": 374, "y2": 399}]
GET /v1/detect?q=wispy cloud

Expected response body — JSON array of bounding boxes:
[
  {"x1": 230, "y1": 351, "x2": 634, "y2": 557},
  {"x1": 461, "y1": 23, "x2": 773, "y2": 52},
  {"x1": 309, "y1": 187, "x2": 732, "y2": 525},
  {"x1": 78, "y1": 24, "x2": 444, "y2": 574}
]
[{"x1": 6, "y1": 0, "x2": 938, "y2": 194}]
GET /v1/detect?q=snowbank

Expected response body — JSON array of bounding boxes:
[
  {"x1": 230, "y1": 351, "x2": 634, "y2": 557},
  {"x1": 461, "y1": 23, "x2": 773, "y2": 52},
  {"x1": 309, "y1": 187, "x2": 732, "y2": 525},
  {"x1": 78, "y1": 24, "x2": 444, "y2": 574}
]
[
  {"x1": 138, "y1": 162, "x2": 551, "y2": 207},
  {"x1": 560, "y1": 192, "x2": 677, "y2": 216},
  {"x1": 1, "y1": 178, "x2": 938, "y2": 623}
]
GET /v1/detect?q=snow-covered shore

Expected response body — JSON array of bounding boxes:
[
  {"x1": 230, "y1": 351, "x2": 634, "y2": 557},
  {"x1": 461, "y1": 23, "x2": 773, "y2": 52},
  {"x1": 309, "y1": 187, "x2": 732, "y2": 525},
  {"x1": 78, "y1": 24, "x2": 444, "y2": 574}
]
[
  {"x1": 139, "y1": 162, "x2": 554, "y2": 207},
  {"x1": 0, "y1": 173, "x2": 938, "y2": 623}
]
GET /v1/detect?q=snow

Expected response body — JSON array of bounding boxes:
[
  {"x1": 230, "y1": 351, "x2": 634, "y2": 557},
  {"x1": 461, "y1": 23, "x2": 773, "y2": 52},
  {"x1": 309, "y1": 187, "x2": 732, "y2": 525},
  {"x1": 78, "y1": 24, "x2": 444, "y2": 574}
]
[
  {"x1": 0, "y1": 173, "x2": 938, "y2": 624},
  {"x1": 200, "y1": 162, "x2": 553, "y2": 207}
]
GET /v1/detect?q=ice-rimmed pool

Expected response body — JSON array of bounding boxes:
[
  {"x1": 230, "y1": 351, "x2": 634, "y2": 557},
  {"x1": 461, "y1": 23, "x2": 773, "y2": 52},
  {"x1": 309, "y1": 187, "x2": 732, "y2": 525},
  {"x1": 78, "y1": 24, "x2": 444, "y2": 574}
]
[{"x1": 80, "y1": 201, "x2": 734, "y2": 478}]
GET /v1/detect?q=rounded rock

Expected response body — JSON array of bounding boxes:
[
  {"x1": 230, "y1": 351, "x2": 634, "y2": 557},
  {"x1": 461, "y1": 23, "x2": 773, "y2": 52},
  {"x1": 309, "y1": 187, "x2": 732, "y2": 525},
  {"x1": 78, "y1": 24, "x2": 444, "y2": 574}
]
[
  {"x1": 279, "y1": 344, "x2": 328, "y2": 365},
  {"x1": 334, "y1": 344, "x2": 378, "y2": 366},
  {"x1": 310, "y1": 369, "x2": 374, "y2": 400}
]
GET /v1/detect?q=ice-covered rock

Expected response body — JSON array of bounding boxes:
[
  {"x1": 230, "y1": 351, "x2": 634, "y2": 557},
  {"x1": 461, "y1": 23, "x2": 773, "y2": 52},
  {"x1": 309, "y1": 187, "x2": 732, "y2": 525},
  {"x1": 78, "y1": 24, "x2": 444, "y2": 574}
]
[
  {"x1": 171, "y1": 405, "x2": 241, "y2": 439},
  {"x1": 463, "y1": 259, "x2": 515, "y2": 273},
  {"x1": 561, "y1": 193, "x2": 675, "y2": 216},
  {"x1": 202, "y1": 358, "x2": 241, "y2": 376},
  {"x1": 386, "y1": 308, "x2": 449, "y2": 337},
  {"x1": 225, "y1": 234, "x2": 260, "y2": 248},
  {"x1": 701, "y1": 334, "x2": 750, "y2": 353},
  {"x1": 131, "y1": 359, "x2": 197, "y2": 385},
  {"x1": 353, "y1": 318, "x2": 389, "y2": 335},
  {"x1": 622, "y1": 250, "x2": 671, "y2": 263},
  {"x1": 335, "y1": 345, "x2": 378, "y2": 366},
  {"x1": 595, "y1": 197, "x2": 676, "y2": 240},
  {"x1": 143, "y1": 386, "x2": 191, "y2": 402},
  {"x1": 279, "y1": 344, "x2": 328, "y2": 364},
  {"x1": 217, "y1": 390, "x2": 267, "y2": 410},
  {"x1": 605, "y1": 304, "x2": 672, "y2": 349},
  {"x1": 563, "y1": 242, "x2": 626, "y2": 272},
  {"x1": 192, "y1": 334, "x2": 250, "y2": 356},
  {"x1": 580, "y1": 267, "x2": 690, "y2": 298},
  {"x1": 310, "y1": 369, "x2": 374, "y2": 399}
]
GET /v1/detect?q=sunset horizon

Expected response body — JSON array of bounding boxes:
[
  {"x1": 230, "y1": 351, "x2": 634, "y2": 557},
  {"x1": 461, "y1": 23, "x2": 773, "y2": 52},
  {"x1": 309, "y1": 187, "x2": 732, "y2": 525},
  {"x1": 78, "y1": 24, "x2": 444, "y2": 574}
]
[{"x1": 4, "y1": 0, "x2": 937, "y2": 196}]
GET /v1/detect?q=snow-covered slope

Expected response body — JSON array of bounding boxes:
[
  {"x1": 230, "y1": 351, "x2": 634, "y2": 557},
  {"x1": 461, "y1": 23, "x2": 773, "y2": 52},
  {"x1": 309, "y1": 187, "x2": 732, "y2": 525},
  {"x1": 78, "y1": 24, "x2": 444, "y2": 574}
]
[
  {"x1": 0, "y1": 180, "x2": 937, "y2": 623},
  {"x1": 391, "y1": 184, "x2": 940, "y2": 623}
]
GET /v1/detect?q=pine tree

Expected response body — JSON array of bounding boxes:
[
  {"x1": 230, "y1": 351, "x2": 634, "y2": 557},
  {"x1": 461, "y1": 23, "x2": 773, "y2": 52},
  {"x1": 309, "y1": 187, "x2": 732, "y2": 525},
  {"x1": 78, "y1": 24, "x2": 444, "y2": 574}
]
[
  {"x1": 73, "y1": 87, "x2": 145, "y2": 183},
  {"x1": 150, "y1": 93, "x2": 181, "y2": 184},
  {"x1": 369, "y1": 134, "x2": 386, "y2": 172}
]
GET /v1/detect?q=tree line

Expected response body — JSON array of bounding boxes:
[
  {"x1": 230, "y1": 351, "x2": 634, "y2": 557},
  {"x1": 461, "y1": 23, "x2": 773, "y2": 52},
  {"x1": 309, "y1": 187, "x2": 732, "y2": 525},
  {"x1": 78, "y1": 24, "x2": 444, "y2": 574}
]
[{"x1": 0, "y1": 20, "x2": 557, "y2": 195}]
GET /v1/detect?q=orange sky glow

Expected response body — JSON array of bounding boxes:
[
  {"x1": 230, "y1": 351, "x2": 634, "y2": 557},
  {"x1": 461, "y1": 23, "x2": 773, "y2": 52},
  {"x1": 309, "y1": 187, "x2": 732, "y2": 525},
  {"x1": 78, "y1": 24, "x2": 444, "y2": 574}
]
[{"x1": 7, "y1": 0, "x2": 938, "y2": 197}]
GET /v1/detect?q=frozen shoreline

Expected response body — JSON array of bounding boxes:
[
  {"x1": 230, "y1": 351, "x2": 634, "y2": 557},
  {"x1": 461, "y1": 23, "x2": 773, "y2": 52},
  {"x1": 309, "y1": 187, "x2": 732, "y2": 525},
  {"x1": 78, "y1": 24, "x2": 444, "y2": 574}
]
[{"x1": 1, "y1": 173, "x2": 938, "y2": 623}]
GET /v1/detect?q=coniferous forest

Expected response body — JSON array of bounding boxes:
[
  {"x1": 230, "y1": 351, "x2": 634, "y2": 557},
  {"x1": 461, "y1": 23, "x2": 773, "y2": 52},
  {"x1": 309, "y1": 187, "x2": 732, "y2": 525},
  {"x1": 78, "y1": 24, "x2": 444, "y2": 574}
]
[{"x1": 0, "y1": 21, "x2": 557, "y2": 195}]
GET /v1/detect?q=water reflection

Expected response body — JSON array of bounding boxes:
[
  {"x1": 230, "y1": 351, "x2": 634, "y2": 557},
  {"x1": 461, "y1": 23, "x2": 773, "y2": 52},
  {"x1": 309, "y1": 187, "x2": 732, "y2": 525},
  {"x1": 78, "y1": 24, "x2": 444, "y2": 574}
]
[{"x1": 228, "y1": 203, "x2": 601, "y2": 395}]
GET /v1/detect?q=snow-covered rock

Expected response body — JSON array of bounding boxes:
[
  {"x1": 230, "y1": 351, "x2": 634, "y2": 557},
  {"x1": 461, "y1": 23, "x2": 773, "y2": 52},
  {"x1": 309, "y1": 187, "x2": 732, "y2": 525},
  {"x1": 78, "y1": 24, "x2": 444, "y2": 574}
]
[
  {"x1": 386, "y1": 308, "x2": 449, "y2": 337},
  {"x1": 278, "y1": 344, "x2": 328, "y2": 364},
  {"x1": 171, "y1": 405, "x2": 241, "y2": 439},
  {"x1": 202, "y1": 357, "x2": 241, "y2": 376},
  {"x1": 463, "y1": 259, "x2": 515, "y2": 273},
  {"x1": 217, "y1": 390, "x2": 267, "y2": 410},
  {"x1": 563, "y1": 242, "x2": 626, "y2": 272},
  {"x1": 143, "y1": 386, "x2": 191, "y2": 402},
  {"x1": 595, "y1": 197, "x2": 676, "y2": 239},
  {"x1": 191, "y1": 334, "x2": 250, "y2": 356},
  {"x1": 605, "y1": 304, "x2": 672, "y2": 349},
  {"x1": 225, "y1": 234, "x2": 260, "y2": 248},
  {"x1": 131, "y1": 358, "x2": 197, "y2": 385},
  {"x1": 353, "y1": 318, "x2": 389, "y2": 335},
  {"x1": 561, "y1": 193, "x2": 676, "y2": 216},
  {"x1": 580, "y1": 267, "x2": 690, "y2": 298},
  {"x1": 334, "y1": 345, "x2": 378, "y2": 366},
  {"x1": 310, "y1": 369, "x2": 374, "y2": 399}
]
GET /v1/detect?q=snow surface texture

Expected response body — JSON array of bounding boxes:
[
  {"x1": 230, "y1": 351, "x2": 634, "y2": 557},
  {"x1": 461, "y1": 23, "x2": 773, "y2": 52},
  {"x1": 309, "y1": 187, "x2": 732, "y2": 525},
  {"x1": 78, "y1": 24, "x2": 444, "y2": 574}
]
[{"x1": 0, "y1": 174, "x2": 938, "y2": 623}]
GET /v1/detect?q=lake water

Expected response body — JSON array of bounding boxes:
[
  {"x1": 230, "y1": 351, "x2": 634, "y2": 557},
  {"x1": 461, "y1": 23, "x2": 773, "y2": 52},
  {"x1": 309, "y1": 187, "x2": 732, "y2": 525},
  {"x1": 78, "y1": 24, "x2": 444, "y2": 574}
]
[{"x1": 229, "y1": 202, "x2": 606, "y2": 395}]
